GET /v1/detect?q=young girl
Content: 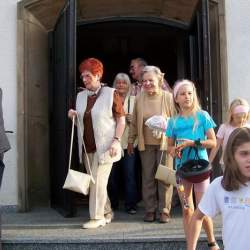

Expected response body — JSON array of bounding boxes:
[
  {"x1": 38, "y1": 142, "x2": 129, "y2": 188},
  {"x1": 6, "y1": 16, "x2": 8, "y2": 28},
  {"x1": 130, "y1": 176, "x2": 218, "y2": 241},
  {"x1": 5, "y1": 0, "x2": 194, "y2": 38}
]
[
  {"x1": 166, "y1": 79, "x2": 219, "y2": 249},
  {"x1": 188, "y1": 127, "x2": 250, "y2": 250},
  {"x1": 209, "y1": 98, "x2": 250, "y2": 172}
]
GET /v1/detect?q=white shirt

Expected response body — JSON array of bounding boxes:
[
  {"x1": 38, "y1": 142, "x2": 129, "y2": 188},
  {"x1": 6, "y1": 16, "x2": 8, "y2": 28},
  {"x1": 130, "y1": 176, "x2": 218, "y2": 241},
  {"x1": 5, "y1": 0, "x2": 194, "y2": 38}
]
[{"x1": 199, "y1": 176, "x2": 250, "y2": 250}]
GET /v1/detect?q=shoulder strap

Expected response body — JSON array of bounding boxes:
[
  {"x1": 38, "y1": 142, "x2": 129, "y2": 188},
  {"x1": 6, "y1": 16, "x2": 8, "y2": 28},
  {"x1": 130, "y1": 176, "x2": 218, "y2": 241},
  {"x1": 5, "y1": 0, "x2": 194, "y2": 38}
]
[
  {"x1": 68, "y1": 116, "x2": 94, "y2": 183},
  {"x1": 68, "y1": 116, "x2": 75, "y2": 171},
  {"x1": 180, "y1": 147, "x2": 199, "y2": 165}
]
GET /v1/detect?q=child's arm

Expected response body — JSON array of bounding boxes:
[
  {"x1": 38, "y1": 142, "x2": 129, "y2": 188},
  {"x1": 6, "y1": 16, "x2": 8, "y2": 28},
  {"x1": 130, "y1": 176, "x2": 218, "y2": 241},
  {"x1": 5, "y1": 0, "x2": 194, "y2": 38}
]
[
  {"x1": 167, "y1": 137, "x2": 177, "y2": 158},
  {"x1": 208, "y1": 138, "x2": 223, "y2": 163},
  {"x1": 187, "y1": 208, "x2": 205, "y2": 250},
  {"x1": 201, "y1": 128, "x2": 217, "y2": 149},
  {"x1": 176, "y1": 128, "x2": 216, "y2": 151}
]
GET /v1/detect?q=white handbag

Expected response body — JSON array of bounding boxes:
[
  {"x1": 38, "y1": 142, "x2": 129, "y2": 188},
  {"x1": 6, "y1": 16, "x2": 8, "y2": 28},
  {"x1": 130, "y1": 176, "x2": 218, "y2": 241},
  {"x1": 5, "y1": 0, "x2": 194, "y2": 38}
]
[
  {"x1": 155, "y1": 152, "x2": 177, "y2": 187},
  {"x1": 63, "y1": 115, "x2": 94, "y2": 195}
]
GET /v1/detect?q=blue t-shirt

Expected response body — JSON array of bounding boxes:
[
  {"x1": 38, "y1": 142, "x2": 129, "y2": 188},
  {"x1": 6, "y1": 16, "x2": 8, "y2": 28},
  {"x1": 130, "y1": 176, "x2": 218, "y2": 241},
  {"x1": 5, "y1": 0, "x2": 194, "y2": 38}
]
[{"x1": 165, "y1": 110, "x2": 216, "y2": 170}]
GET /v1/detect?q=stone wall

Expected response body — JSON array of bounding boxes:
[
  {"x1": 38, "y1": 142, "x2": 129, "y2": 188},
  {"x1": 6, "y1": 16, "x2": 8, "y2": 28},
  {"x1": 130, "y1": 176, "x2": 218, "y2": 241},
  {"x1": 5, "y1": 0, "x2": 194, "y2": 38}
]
[
  {"x1": 0, "y1": 0, "x2": 18, "y2": 206},
  {"x1": 225, "y1": 0, "x2": 250, "y2": 105}
]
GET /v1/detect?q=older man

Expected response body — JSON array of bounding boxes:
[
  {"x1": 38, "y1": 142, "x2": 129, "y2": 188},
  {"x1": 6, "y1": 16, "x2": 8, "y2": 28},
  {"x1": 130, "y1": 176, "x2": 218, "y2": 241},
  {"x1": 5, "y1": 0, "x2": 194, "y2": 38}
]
[{"x1": 129, "y1": 57, "x2": 148, "y2": 96}]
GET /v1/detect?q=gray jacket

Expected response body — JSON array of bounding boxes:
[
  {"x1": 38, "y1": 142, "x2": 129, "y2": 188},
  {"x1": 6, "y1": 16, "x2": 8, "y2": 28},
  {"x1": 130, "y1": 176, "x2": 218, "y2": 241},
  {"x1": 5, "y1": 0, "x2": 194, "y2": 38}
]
[{"x1": 0, "y1": 88, "x2": 11, "y2": 155}]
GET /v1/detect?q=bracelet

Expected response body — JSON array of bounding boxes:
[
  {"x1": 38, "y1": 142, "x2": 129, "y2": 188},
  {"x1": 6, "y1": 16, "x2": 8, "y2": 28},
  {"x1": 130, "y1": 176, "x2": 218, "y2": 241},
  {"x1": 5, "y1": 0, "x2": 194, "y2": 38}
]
[
  {"x1": 194, "y1": 139, "x2": 201, "y2": 147},
  {"x1": 113, "y1": 136, "x2": 121, "y2": 142}
]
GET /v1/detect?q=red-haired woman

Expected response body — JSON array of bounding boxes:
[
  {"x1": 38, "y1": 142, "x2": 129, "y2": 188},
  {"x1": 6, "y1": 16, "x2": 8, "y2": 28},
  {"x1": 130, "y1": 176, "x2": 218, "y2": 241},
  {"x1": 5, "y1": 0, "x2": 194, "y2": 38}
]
[{"x1": 68, "y1": 58, "x2": 125, "y2": 229}]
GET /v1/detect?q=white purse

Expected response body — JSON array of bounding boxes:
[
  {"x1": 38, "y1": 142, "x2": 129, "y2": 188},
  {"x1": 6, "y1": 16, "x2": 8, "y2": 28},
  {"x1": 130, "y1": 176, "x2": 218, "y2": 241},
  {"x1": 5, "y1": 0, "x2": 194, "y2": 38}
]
[
  {"x1": 155, "y1": 152, "x2": 177, "y2": 187},
  {"x1": 63, "y1": 115, "x2": 94, "y2": 195}
]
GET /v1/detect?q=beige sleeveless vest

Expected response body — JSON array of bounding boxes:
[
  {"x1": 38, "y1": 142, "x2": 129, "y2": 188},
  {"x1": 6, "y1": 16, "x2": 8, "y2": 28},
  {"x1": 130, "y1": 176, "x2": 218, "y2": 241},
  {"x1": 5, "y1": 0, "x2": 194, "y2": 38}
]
[{"x1": 76, "y1": 87, "x2": 116, "y2": 163}]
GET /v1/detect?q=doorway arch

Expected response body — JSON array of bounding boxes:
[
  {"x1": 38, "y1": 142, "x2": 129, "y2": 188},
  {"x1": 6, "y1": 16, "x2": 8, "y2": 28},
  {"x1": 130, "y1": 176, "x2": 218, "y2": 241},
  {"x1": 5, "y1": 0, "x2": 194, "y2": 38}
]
[
  {"x1": 17, "y1": 0, "x2": 227, "y2": 213},
  {"x1": 76, "y1": 19, "x2": 186, "y2": 86}
]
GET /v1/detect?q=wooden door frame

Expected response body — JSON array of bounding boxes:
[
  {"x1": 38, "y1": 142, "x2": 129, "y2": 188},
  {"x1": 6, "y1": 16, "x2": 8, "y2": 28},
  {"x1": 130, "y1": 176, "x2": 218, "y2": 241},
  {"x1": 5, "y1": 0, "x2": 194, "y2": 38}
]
[
  {"x1": 17, "y1": 0, "x2": 227, "y2": 211},
  {"x1": 216, "y1": 0, "x2": 228, "y2": 122}
]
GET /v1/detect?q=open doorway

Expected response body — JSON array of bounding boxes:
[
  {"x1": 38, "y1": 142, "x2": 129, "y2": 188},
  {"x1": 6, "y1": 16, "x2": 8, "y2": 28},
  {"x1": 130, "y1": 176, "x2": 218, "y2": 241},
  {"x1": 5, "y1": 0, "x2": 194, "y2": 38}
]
[
  {"x1": 17, "y1": 0, "x2": 226, "y2": 215},
  {"x1": 76, "y1": 20, "x2": 185, "y2": 87},
  {"x1": 72, "y1": 20, "x2": 187, "y2": 211}
]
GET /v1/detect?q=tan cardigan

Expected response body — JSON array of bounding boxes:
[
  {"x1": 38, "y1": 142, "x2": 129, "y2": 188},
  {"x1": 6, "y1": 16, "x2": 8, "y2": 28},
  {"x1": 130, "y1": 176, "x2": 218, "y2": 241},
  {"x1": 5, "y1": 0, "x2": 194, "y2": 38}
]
[{"x1": 128, "y1": 90, "x2": 174, "y2": 151}]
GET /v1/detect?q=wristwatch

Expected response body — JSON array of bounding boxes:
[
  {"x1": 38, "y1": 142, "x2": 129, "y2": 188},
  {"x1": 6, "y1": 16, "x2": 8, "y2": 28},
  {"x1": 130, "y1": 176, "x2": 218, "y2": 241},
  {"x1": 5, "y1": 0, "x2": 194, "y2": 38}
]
[
  {"x1": 114, "y1": 136, "x2": 121, "y2": 142},
  {"x1": 194, "y1": 139, "x2": 201, "y2": 147}
]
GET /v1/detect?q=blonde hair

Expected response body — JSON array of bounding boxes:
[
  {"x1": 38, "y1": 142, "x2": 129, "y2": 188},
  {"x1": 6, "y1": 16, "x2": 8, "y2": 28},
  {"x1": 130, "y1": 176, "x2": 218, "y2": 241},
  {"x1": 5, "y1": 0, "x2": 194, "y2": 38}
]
[
  {"x1": 141, "y1": 65, "x2": 165, "y2": 87},
  {"x1": 172, "y1": 79, "x2": 201, "y2": 130},
  {"x1": 173, "y1": 79, "x2": 201, "y2": 111},
  {"x1": 227, "y1": 98, "x2": 250, "y2": 124}
]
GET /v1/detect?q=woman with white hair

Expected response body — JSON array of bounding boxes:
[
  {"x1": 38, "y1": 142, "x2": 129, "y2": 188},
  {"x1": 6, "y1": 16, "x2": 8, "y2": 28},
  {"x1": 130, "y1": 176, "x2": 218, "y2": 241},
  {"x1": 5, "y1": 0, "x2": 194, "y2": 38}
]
[
  {"x1": 128, "y1": 66, "x2": 174, "y2": 223},
  {"x1": 108, "y1": 73, "x2": 139, "y2": 214}
]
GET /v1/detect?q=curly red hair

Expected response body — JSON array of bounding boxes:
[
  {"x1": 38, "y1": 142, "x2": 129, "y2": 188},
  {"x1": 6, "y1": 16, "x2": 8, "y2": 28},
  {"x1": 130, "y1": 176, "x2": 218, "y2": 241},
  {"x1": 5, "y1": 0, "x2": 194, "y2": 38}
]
[{"x1": 79, "y1": 58, "x2": 103, "y2": 78}]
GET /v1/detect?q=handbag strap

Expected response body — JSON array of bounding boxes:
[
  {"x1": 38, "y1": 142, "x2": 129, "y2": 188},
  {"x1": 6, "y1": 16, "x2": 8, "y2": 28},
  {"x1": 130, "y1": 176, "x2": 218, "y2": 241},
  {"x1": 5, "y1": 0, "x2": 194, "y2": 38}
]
[
  {"x1": 68, "y1": 115, "x2": 75, "y2": 171},
  {"x1": 159, "y1": 151, "x2": 165, "y2": 165},
  {"x1": 179, "y1": 146, "x2": 200, "y2": 165},
  {"x1": 76, "y1": 114, "x2": 94, "y2": 181},
  {"x1": 68, "y1": 115, "x2": 94, "y2": 182}
]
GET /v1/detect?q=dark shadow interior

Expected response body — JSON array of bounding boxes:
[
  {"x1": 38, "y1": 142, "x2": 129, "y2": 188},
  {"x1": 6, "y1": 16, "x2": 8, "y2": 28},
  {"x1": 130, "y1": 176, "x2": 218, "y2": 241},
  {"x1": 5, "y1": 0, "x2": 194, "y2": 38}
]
[
  {"x1": 77, "y1": 21, "x2": 187, "y2": 88},
  {"x1": 74, "y1": 20, "x2": 188, "y2": 207}
]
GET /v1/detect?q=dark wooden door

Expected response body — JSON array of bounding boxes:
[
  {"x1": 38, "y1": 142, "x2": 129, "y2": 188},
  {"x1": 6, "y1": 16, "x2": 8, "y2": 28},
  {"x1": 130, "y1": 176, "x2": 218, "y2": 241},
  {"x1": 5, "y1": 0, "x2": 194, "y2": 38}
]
[
  {"x1": 187, "y1": 0, "x2": 222, "y2": 125},
  {"x1": 49, "y1": 0, "x2": 76, "y2": 217},
  {"x1": 187, "y1": 0, "x2": 212, "y2": 112},
  {"x1": 208, "y1": 0, "x2": 222, "y2": 125},
  {"x1": 187, "y1": 0, "x2": 222, "y2": 177}
]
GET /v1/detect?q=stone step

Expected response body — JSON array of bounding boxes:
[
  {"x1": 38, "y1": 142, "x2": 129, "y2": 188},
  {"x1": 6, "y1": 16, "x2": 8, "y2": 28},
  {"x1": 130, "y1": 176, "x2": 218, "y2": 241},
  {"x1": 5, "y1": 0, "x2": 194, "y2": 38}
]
[
  {"x1": 1, "y1": 206, "x2": 223, "y2": 249},
  {"x1": 3, "y1": 239, "x2": 223, "y2": 250}
]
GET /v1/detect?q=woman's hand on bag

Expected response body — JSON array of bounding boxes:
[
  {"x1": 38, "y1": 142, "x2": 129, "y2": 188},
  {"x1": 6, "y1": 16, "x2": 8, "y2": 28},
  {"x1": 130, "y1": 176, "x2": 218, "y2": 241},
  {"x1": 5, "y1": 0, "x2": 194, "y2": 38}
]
[
  {"x1": 68, "y1": 109, "x2": 77, "y2": 120},
  {"x1": 127, "y1": 143, "x2": 134, "y2": 155}
]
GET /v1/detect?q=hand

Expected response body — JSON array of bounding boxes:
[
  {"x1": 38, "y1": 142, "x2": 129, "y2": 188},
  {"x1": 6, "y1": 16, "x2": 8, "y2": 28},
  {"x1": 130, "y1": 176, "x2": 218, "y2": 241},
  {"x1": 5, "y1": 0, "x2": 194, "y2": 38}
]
[
  {"x1": 126, "y1": 113, "x2": 132, "y2": 123},
  {"x1": 152, "y1": 129, "x2": 162, "y2": 139},
  {"x1": 68, "y1": 109, "x2": 77, "y2": 119},
  {"x1": 109, "y1": 140, "x2": 119, "y2": 157},
  {"x1": 127, "y1": 143, "x2": 134, "y2": 155},
  {"x1": 176, "y1": 139, "x2": 194, "y2": 152},
  {"x1": 169, "y1": 147, "x2": 182, "y2": 158},
  {"x1": 169, "y1": 147, "x2": 177, "y2": 158}
]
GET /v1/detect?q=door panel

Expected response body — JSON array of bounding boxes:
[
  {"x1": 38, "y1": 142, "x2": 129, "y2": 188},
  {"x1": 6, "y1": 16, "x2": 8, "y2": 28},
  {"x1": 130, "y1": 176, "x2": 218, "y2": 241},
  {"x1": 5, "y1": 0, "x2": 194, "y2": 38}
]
[
  {"x1": 188, "y1": 0, "x2": 221, "y2": 123},
  {"x1": 188, "y1": 0, "x2": 211, "y2": 112},
  {"x1": 208, "y1": 0, "x2": 222, "y2": 125},
  {"x1": 187, "y1": 0, "x2": 222, "y2": 178},
  {"x1": 50, "y1": 0, "x2": 76, "y2": 216}
]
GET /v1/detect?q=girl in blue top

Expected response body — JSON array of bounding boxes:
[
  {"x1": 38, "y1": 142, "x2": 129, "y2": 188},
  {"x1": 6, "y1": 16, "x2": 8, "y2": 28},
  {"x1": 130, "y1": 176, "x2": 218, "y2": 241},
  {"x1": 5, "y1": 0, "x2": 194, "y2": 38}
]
[{"x1": 166, "y1": 79, "x2": 219, "y2": 250}]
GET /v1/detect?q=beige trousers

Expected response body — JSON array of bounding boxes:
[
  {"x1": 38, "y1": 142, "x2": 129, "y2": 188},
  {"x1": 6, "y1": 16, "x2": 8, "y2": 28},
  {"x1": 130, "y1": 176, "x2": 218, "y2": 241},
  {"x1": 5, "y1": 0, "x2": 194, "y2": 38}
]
[
  {"x1": 139, "y1": 145, "x2": 173, "y2": 214},
  {"x1": 83, "y1": 152, "x2": 113, "y2": 220}
]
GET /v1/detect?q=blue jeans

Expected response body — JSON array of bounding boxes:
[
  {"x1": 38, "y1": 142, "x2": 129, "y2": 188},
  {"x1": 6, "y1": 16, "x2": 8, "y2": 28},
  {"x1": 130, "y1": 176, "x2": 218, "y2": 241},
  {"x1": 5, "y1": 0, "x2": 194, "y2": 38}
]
[{"x1": 108, "y1": 150, "x2": 138, "y2": 209}]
